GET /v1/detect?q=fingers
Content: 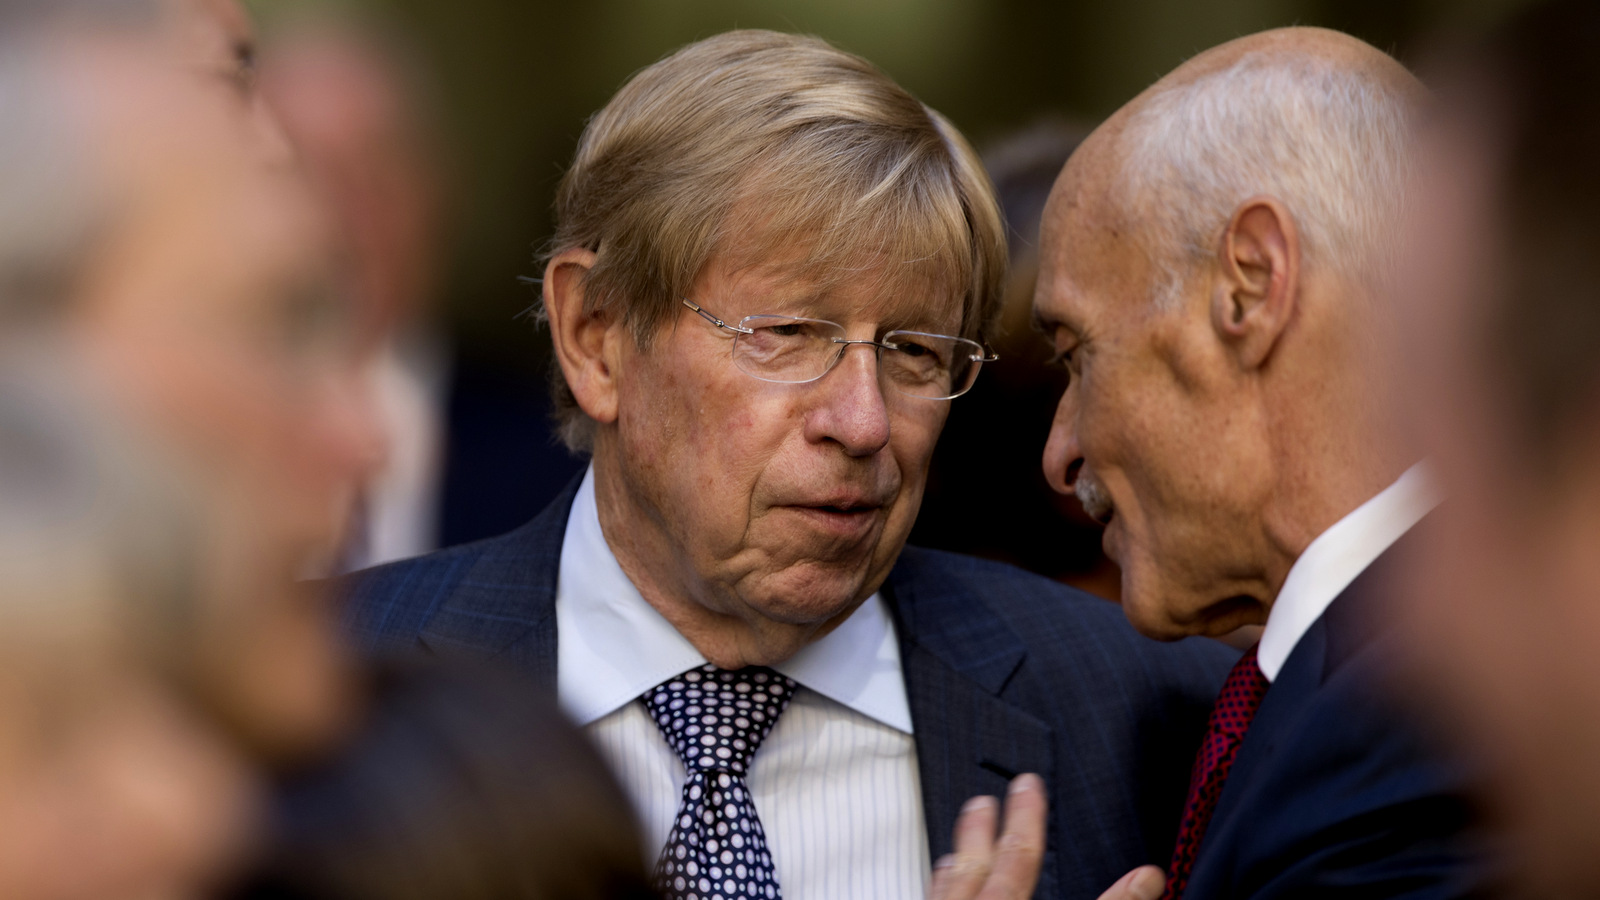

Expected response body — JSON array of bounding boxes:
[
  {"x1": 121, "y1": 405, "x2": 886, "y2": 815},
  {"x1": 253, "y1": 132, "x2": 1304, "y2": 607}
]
[
  {"x1": 975, "y1": 774, "x2": 1048, "y2": 900},
  {"x1": 928, "y1": 794, "x2": 1000, "y2": 900},
  {"x1": 1096, "y1": 866, "x2": 1166, "y2": 900},
  {"x1": 926, "y1": 774, "x2": 1050, "y2": 900}
]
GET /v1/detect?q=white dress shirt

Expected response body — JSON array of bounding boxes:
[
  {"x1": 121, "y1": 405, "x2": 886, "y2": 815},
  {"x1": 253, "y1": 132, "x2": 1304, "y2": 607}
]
[
  {"x1": 556, "y1": 466, "x2": 930, "y2": 899},
  {"x1": 1257, "y1": 464, "x2": 1441, "y2": 682}
]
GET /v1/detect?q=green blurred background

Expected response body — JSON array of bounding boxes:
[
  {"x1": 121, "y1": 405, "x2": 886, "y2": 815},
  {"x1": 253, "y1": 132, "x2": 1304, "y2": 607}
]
[{"x1": 249, "y1": 0, "x2": 1527, "y2": 369}]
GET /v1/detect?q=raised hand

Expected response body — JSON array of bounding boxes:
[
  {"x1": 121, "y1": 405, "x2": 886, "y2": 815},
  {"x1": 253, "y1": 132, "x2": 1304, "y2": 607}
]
[{"x1": 927, "y1": 774, "x2": 1048, "y2": 900}]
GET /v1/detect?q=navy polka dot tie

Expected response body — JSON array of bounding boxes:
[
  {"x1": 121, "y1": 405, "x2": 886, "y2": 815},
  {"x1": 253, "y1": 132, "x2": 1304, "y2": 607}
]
[{"x1": 643, "y1": 664, "x2": 796, "y2": 900}]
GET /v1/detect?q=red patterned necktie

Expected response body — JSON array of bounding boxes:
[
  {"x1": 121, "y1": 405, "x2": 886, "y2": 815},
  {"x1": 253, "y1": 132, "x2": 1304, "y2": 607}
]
[{"x1": 1160, "y1": 644, "x2": 1271, "y2": 900}]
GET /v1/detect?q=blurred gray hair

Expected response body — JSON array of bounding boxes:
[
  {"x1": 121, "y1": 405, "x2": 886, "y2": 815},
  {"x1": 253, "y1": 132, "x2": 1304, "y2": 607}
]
[
  {"x1": 0, "y1": 0, "x2": 158, "y2": 30},
  {"x1": 1116, "y1": 50, "x2": 1417, "y2": 306},
  {"x1": 0, "y1": 0, "x2": 160, "y2": 328},
  {"x1": 0, "y1": 366, "x2": 203, "y2": 674},
  {"x1": 0, "y1": 46, "x2": 102, "y2": 327}
]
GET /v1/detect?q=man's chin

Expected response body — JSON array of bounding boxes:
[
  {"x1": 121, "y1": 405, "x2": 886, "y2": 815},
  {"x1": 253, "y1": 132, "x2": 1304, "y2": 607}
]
[
  {"x1": 1117, "y1": 570, "x2": 1205, "y2": 641},
  {"x1": 1120, "y1": 602, "x2": 1194, "y2": 641},
  {"x1": 738, "y1": 560, "x2": 878, "y2": 628},
  {"x1": 1121, "y1": 583, "x2": 1267, "y2": 641}
]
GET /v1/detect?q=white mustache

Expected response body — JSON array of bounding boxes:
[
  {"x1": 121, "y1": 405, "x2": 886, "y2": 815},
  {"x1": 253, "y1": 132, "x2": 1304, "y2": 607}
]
[{"x1": 1074, "y1": 469, "x2": 1114, "y2": 522}]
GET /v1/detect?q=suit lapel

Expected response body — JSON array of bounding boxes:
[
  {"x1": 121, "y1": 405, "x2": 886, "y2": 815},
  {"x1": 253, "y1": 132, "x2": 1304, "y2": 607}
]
[
  {"x1": 416, "y1": 475, "x2": 582, "y2": 683},
  {"x1": 1197, "y1": 524, "x2": 1421, "y2": 867},
  {"x1": 884, "y1": 549, "x2": 1059, "y2": 898}
]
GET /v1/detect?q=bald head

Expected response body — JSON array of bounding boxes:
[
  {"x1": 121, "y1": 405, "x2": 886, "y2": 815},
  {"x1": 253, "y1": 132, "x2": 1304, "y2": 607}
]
[
  {"x1": 1034, "y1": 28, "x2": 1428, "y2": 638},
  {"x1": 1150, "y1": 26, "x2": 1417, "y2": 98},
  {"x1": 1051, "y1": 27, "x2": 1423, "y2": 307}
]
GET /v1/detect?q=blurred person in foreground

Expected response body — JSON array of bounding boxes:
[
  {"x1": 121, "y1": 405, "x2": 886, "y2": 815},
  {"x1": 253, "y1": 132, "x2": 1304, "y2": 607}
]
[
  {"x1": 6, "y1": 9, "x2": 661, "y2": 900},
  {"x1": 0, "y1": 0, "x2": 298, "y2": 164},
  {"x1": 343, "y1": 29, "x2": 1234, "y2": 900},
  {"x1": 158, "y1": 0, "x2": 293, "y2": 165},
  {"x1": 0, "y1": 373, "x2": 259, "y2": 900},
  {"x1": 1394, "y1": 1, "x2": 1600, "y2": 895},
  {"x1": 0, "y1": 0, "x2": 382, "y2": 762},
  {"x1": 1033, "y1": 28, "x2": 1489, "y2": 900}
]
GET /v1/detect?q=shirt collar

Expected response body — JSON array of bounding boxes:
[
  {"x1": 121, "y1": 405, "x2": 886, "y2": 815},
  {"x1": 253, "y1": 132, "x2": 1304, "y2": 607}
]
[
  {"x1": 555, "y1": 465, "x2": 914, "y2": 733},
  {"x1": 1256, "y1": 463, "x2": 1441, "y2": 682}
]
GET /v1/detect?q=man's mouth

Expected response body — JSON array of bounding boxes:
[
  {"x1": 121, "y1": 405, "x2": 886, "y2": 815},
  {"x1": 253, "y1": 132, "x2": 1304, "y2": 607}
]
[{"x1": 785, "y1": 495, "x2": 887, "y2": 537}]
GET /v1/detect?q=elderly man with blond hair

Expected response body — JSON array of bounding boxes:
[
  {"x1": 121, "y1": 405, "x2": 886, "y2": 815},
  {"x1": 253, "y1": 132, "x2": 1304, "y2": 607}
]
[
  {"x1": 1033, "y1": 26, "x2": 1488, "y2": 900},
  {"x1": 344, "y1": 29, "x2": 1234, "y2": 900}
]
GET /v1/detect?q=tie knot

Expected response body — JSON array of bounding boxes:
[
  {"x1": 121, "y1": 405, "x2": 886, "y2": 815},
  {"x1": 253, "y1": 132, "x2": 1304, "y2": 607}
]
[{"x1": 643, "y1": 664, "x2": 797, "y2": 776}]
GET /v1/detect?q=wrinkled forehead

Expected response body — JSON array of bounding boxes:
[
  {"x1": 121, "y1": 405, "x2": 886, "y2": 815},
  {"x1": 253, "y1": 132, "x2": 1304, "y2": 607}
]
[
  {"x1": 710, "y1": 238, "x2": 965, "y2": 334},
  {"x1": 704, "y1": 199, "x2": 969, "y2": 334},
  {"x1": 1035, "y1": 148, "x2": 1151, "y2": 326}
]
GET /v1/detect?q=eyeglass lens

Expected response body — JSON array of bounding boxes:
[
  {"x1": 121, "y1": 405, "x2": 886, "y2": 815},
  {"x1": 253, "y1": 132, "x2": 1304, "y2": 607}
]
[{"x1": 732, "y1": 315, "x2": 982, "y2": 399}]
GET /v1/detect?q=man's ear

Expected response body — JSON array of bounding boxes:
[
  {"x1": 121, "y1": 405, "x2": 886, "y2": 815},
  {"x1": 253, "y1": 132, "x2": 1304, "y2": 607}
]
[
  {"x1": 544, "y1": 248, "x2": 622, "y2": 426},
  {"x1": 1212, "y1": 196, "x2": 1300, "y2": 370}
]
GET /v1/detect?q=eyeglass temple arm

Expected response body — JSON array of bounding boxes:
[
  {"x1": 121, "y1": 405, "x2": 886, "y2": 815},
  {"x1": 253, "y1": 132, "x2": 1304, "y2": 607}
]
[{"x1": 681, "y1": 298, "x2": 754, "y2": 335}]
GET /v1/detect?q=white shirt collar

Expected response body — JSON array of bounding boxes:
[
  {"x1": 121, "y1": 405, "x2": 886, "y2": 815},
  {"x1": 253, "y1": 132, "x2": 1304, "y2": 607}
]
[
  {"x1": 1256, "y1": 463, "x2": 1441, "y2": 682},
  {"x1": 554, "y1": 465, "x2": 915, "y2": 733}
]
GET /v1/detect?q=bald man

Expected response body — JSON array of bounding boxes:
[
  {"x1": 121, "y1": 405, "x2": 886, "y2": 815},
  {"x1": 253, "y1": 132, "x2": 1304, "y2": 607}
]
[{"x1": 1033, "y1": 28, "x2": 1488, "y2": 900}]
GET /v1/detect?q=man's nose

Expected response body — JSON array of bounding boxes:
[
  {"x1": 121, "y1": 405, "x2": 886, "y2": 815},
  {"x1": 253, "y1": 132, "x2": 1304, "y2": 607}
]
[
  {"x1": 1042, "y1": 390, "x2": 1083, "y2": 496},
  {"x1": 803, "y1": 343, "x2": 891, "y2": 458}
]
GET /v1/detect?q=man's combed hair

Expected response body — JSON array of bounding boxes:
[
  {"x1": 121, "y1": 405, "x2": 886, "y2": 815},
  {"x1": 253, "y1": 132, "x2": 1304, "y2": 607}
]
[
  {"x1": 545, "y1": 29, "x2": 1007, "y2": 452},
  {"x1": 1116, "y1": 50, "x2": 1416, "y2": 306}
]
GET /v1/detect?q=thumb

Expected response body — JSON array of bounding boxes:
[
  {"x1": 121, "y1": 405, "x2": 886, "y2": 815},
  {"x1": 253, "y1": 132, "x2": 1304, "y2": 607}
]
[{"x1": 1098, "y1": 866, "x2": 1166, "y2": 900}]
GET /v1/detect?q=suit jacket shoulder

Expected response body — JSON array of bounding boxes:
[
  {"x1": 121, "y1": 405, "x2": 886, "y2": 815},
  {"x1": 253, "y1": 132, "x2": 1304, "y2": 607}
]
[{"x1": 336, "y1": 476, "x2": 577, "y2": 678}]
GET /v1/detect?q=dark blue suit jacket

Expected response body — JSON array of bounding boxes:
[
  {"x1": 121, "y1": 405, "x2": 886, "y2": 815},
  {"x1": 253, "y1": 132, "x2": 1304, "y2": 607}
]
[
  {"x1": 338, "y1": 478, "x2": 1237, "y2": 900},
  {"x1": 1182, "y1": 536, "x2": 1487, "y2": 899}
]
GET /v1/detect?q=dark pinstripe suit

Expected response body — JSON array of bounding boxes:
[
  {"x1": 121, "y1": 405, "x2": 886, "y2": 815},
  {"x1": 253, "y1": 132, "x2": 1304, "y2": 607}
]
[{"x1": 338, "y1": 477, "x2": 1236, "y2": 900}]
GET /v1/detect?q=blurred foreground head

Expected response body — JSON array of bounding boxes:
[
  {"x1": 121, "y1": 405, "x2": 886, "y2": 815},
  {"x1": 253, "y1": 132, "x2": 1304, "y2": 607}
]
[
  {"x1": 0, "y1": 372, "x2": 259, "y2": 900},
  {"x1": 1396, "y1": 0, "x2": 1600, "y2": 891},
  {"x1": 1034, "y1": 28, "x2": 1425, "y2": 638},
  {"x1": 0, "y1": 1, "x2": 383, "y2": 759},
  {"x1": 0, "y1": 0, "x2": 290, "y2": 163}
]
